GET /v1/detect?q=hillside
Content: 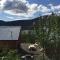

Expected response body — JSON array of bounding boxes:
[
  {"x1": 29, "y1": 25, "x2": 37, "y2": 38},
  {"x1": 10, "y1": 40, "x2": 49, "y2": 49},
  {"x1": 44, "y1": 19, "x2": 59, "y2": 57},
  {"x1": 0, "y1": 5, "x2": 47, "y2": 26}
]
[{"x1": 0, "y1": 17, "x2": 39, "y2": 26}]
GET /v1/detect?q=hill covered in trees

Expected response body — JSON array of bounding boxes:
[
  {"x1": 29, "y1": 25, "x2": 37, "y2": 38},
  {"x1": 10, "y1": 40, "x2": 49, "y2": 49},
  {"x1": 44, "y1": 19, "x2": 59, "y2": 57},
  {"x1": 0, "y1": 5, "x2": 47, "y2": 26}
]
[{"x1": 0, "y1": 18, "x2": 38, "y2": 26}]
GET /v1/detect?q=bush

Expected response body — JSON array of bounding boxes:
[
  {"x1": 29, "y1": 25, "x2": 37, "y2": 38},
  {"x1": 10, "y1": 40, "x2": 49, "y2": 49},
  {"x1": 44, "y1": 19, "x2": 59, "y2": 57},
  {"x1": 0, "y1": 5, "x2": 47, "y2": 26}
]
[
  {"x1": 0, "y1": 48, "x2": 20, "y2": 60},
  {"x1": 34, "y1": 15, "x2": 60, "y2": 60}
]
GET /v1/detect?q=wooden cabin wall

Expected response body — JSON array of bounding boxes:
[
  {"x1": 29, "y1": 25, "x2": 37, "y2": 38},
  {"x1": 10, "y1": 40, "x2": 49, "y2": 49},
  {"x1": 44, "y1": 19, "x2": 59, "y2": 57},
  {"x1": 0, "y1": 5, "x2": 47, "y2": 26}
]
[{"x1": 0, "y1": 40, "x2": 20, "y2": 48}]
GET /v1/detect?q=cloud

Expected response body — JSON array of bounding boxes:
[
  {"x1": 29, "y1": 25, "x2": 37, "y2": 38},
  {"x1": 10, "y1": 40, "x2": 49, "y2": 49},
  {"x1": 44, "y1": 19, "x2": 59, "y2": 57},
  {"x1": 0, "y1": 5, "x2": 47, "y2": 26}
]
[
  {"x1": 58, "y1": 11, "x2": 60, "y2": 13},
  {"x1": 0, "y1": 0, "x2": 38, "y2": 18},
  {"x1": 49, "y1": 4, "x2": 60, "y2": 12},
  {"x1": 6, "y1": 16, "x2": 14, "y2": 20},
  {"x1": 28, "y1": 4, "x2": 38, "y2": 12},
  {"x1": 3, "y1": 0, "x2": 39, "y2": 18},
  {"x1": 0, "y1": 0, "x2": 6, "y2": 10},
  {"x1": 0, "y1": 0, "x2": 60, "y2": 21},
  {"x1": 38, "y1": 5, "x2": 50, "y2": 13},
  {"x1": 4, "y1": 0, "x2": 28, "y2": 13},
  {"x1": 38, "y1": 4, "x2": 60, "y2": 15}
]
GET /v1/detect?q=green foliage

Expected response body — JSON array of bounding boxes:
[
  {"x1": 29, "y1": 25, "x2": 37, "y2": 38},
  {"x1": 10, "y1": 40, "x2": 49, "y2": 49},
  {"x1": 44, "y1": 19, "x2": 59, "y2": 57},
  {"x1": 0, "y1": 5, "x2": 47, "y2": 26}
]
[
  {"x1": 0, "y1": 48, "x2": 20, "y2": 60},
  {"x1": 18, "y1": 14, "x2": 60, "y2": 59},
  {"x1": 34, "y1": 14, "x2": 60, "y2": 59},
  {"x1": 21, "y1": 30, "x2": 36, "y2": 43}
]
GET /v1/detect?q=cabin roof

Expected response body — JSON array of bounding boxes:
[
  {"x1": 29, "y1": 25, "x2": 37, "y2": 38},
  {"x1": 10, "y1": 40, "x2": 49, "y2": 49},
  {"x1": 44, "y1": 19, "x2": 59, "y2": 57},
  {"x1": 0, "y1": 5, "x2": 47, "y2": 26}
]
[{"x1": 0, "y1": 26, "x2": 21, "y2": 40}]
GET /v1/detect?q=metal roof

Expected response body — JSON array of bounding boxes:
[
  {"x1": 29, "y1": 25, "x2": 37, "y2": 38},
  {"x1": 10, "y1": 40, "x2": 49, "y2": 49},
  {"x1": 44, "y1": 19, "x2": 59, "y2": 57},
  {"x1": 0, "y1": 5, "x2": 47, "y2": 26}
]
[{"x1": 0, "y1": 26, "x2": 21, "y2": 40}]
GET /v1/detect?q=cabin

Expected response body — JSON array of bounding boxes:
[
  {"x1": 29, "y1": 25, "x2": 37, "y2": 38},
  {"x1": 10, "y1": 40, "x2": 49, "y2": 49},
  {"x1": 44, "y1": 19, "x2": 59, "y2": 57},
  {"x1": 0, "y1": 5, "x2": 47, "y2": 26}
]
[{"x1": 0, "y1": 26, "x2": 21, "y2": 48}]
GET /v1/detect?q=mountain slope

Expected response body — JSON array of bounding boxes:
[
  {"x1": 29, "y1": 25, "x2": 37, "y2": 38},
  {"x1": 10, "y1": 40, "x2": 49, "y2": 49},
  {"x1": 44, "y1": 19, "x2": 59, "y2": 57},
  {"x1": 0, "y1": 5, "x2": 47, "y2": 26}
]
[{"x1": 0, "y1": 17, "x2": 39, "y2": 26}]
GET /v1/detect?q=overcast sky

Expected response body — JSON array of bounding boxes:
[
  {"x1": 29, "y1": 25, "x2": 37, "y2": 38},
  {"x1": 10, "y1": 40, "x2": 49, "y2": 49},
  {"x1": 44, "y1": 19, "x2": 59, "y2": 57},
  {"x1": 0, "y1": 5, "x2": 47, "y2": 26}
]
[{"x1": 0, "y1": 0, "x2": 60, "y2": 21}]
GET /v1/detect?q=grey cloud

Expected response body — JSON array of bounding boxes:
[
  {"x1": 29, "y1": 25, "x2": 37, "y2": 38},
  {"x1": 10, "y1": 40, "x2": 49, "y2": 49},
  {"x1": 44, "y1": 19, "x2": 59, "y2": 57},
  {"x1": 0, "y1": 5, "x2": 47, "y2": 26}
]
[{"x1": 4, "y1": 0, "x2": 28, "y2": 13}]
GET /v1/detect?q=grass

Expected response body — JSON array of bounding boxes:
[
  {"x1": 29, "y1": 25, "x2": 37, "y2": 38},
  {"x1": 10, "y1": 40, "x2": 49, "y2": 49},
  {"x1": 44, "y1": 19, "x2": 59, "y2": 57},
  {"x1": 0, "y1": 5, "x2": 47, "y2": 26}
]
[{"x1": 0, "y1": 48, "x2": 21, "y2": 60}]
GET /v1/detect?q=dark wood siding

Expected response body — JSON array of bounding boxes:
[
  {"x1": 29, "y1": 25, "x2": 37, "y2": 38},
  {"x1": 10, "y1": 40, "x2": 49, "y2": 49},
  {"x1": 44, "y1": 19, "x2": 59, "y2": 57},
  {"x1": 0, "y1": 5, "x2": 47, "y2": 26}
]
[{"x1": 0, "y1": 40, "x2": 20, "y2": 48}]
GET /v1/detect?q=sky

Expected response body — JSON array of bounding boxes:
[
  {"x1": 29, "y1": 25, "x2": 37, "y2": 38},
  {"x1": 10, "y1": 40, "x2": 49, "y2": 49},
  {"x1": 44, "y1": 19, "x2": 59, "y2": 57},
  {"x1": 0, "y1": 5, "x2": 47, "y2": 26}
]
[{"x1": 0, "y1": 0, "x2": 60, "y2": 21}]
